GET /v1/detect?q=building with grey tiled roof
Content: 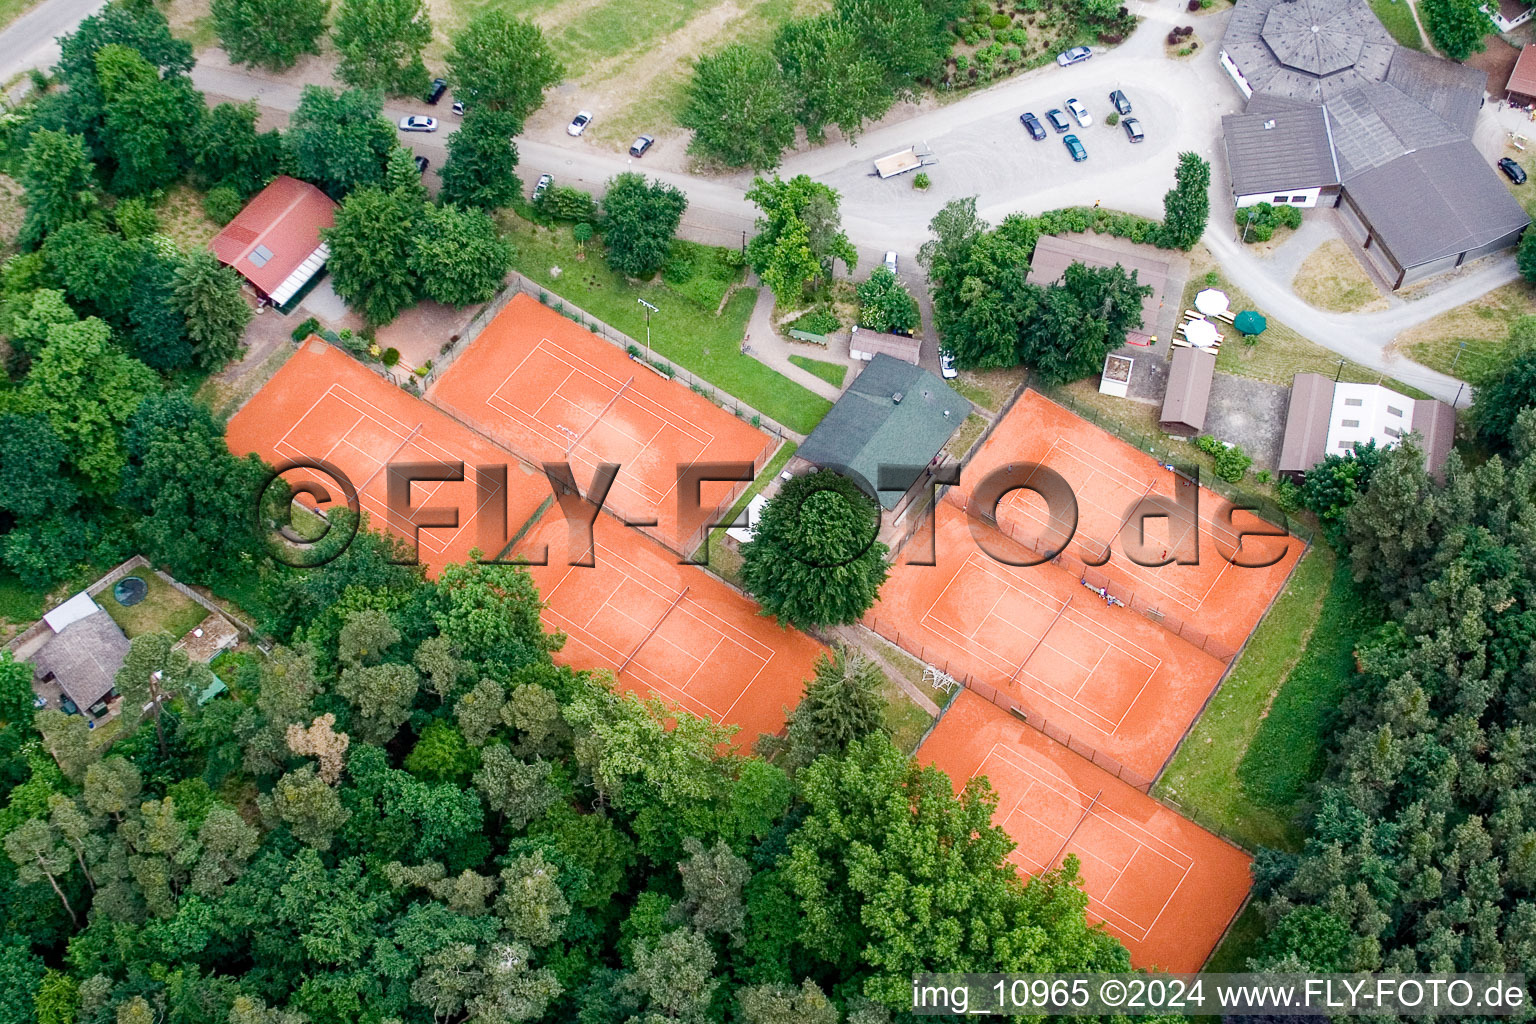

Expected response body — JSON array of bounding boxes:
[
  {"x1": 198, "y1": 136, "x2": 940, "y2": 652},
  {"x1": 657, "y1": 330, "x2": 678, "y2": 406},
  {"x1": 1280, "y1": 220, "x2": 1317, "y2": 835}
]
[{"x1": 1220, "y1": 0, "x2": 1528, "y2": 288}]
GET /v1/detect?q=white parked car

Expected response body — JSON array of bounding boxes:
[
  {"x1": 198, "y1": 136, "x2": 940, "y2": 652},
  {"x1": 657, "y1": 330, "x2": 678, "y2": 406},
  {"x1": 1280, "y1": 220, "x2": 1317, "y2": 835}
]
[
  {"x1": 1065, "y1": 98, "x2": 1092, "y2": 128},
  {"x1": 883, "y1": 250, "x2": 898, "y2": 274},
  {"x1": 398, "y1": 115, "x2": 438, "y2": 133},
  {"x1": 1056, "y1": 46, "x2": 1092, "y2": 66},
  {"x1": 940, "y1": 350, "x2": 958, "y2": 379},
  {"x1": 567, "y1": 111, "x2": 593, "y2": 136}
]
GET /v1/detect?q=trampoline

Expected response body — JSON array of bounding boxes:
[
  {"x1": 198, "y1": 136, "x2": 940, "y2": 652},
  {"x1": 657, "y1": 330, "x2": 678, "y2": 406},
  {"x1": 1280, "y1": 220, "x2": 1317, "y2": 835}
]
[{"x1": 113, "y1": 576, "x2": 148, "y2": 606}]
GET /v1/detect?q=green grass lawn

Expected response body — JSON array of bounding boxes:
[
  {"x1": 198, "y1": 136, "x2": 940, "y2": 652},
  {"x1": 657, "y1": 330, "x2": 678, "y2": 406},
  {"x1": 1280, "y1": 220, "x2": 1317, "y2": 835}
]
[
  {"x1": 944, "y1": 412, "x2": 988, "y2": 459},
  {"x1": 1154, "y1": 545, "x2": 1346, "y2": 852},
  {"x1": 100, "y1": 573, "x2": 211, "y2": 640},
  {"x1": 1237, "y1": 557, "x2": 1374, "y2": 809},
  {"x1": 500, "y1": 216, "x2": 832, "y2": 434},
  {"x1": 0, "y1": 0, "x2": 36, "y2": 35},
  {"x1": 788, "y1": 354, "x2": 848, "y2": 388},
  {"x1": 882, "y1": 672, "x2": 935, "y2": 755},
  {"x1": 1206, "y1": 903, "x2": 1266, "y2": 972},
  {"x1": 1397, "y1": 281, "x2": 1536, "y2": 382},
  {"x1": 0, "y1": 571, "x2": 45, "y2": 624},
  {"x1": 1368, "y1": 0, "x2": 1423, "y2": 49}
]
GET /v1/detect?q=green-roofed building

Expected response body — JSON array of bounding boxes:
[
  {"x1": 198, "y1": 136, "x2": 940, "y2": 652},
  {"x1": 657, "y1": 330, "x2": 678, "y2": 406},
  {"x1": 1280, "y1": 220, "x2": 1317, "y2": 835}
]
[{"x1": 794, "y1": 353, "x2": 966, "y2": 515}]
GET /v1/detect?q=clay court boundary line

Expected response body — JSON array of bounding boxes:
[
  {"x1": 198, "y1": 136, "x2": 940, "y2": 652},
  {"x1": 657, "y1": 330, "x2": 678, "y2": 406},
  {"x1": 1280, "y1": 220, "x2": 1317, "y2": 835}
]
[
  {"x1": 1009, "y1": 595, "x2": 1072, "y2": 685},
  {"x1": 1047, "y1": 787, "x2": 1104, "y2": 869},
  {"x1": 619, "y1": 585, "x2": 690, "y2": 673},
  {"x1": 567, "y1": 374, "x2": 635, "y2": 454},
  {"x1": 358, "y1": 422, "x2": 425, "y2": 495}
]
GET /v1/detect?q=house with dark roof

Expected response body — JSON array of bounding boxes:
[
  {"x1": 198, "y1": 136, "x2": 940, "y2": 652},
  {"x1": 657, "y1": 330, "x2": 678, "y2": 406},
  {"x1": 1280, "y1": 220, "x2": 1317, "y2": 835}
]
[
  {"x1": 1160, "y1": 347, "x2": 1217, "y2": 435},
  {"x1": 792, "y1": 354, "x2": 964, "y2": 520},
  {"x1": 1278, "y1": 373, "x2": 1456, "y2": 480},
  {"x1": 28, "y1": 593, "x2": 129, "y2": 714},
  {"x1": 1219, "y1": 0, "x2": 1529, "y2": 288},
  {"x1": 210, "y1": 176, "x2": 337, "y2": 310},
  {"x1": 1485, "y1": 0, "x2": 1532, "y2": 32}
]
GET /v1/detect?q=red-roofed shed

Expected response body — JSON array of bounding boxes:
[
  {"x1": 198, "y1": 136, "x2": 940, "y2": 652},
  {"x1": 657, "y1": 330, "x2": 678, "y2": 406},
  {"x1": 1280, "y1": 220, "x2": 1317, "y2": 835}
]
[
  {"x1": 210, "y1": 176, "x2": 337, "y2": 309},
  {"x1": 1509, "y1": 45, "x2": 1536, "y2": 105}
]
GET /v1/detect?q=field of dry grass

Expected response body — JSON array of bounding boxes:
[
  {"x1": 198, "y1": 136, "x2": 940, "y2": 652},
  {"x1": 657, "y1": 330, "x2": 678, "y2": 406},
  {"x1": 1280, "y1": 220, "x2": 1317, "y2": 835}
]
[
  {"x1": 1291, "y1": 239, "x2": 1386, "y2": 314},
  {"x1": 1394, "y1": 280, "x2": 1536, "y2": 381}
]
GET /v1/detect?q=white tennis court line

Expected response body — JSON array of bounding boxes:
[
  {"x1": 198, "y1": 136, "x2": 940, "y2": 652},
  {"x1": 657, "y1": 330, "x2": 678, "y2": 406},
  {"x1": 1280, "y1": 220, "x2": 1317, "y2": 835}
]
[
  {"x1": 977, "y1": 743, "x2": 1194, "y2": 941},
  {"x1": 479, "y1": 337, "x2": 720, "y2": 514},
  {"x1": 921, "y1": 553, "x2": 1160, "y2": 732},
  {"x1": 272, "y1": 385, "x2": 507, "y2": 558},
  {"x1": 540, "y1": 549, "x2": 774, "y2": 723},
  {"x1": 1003, "y1": 436, "x2": 1257, "y2": 615}
]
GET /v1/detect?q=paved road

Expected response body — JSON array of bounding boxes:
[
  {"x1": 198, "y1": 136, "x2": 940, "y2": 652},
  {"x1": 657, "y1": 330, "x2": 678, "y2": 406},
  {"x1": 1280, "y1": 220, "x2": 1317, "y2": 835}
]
[{"x1": 0, "y1": 0, "x2": 103, "y2": 85}]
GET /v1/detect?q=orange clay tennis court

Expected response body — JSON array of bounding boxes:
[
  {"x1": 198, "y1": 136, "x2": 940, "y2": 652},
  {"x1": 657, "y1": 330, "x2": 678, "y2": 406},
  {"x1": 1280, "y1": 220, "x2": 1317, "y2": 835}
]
[
  {"x1": 510, "y1": 510, "x2": 825, "y2": 743},
  {"x1": 866, "y1": 502, "x2": 1225, "y2": 783},
  {"x1": 428, "y1": 294, "x2": 775, "y2": 555},
  {"x1": 951, "y1": 391, "x2": 1302, "y2": 652},
  {"x1": 227, "y1": 341, "x2": 550, "y2": 575},
  {"x1": 921, "y1": 691, "x2": 1252, "y2": 971}
]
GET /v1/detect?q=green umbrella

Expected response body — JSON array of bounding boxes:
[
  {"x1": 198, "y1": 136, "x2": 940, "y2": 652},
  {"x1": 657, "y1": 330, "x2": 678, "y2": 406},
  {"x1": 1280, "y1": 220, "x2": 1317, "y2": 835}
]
[{"x1": 1234, "y1": 310, "x2": 1267, "y2": 335}]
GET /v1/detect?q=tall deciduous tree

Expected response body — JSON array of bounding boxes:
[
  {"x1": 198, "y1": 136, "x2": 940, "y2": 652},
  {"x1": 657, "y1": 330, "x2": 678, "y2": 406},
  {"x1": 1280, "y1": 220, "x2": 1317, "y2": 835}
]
[
  {"x1": 186, "y1": 101, "x2": 283, "y2": 196},
  {"x1": 17, "y1": 130, "x2": 98, "y2": 248},
  {"x1": 1418, "y1": 0, "x2": 1495, "y2": 59},
  {"x1": 440, "y1": 108, "x2": 523, "y2": 210},
  {"x1": 600, "y1": 173, "x2": 688, "y2": 279},
  {"x1": 333, "y1": 0, "x2": 432, "y2": 96},
  {"x1": 446, "y1": 11, "x2": 562, "y2": 116},
  {"x1": 323, "y1": 185, "x2": 421, "y2": 324},
  {"x1": 120, "y1": 392, "x2": 267, "y2": 582},
  {"x1": 787, "y1": 734, "x2": 1129, "y2": 1007},
  {"x1": 745, "y1": 175, "x2": 857, "y2": 303},
  {"x1": 286, "y1": 86, "x2": 397, "y2": 198},
  {"x1": 1159, "y1": 152, "x2": 1211, "y2": 250},
  {"x1": 682, "y1": 45, "x2": 798, "y2": 170},
  {"x1": 173, "y1": 248, "x2": 252, "y2": 370},
  {"x1": 93, "y1": 43, "x2": 201, "y2": 196},
  {"x1": 855, "y1": 267, "x2": 919, "y2": 334},
  {"x1": 23, "y1": 316, "x2": 157, "y2": 492},
  {"x1": 740, "y1": 469, "x2": 889, "y2": 629},
  {"x1": 408, "y1": 203, "x2": 513, "y2": 307},
  {"x1": 211, "y1": 0, "x2": 328, "y2": 71},
  {"x1": 775, "y1": 15, "x2": 891, "y2": 143},
  {"x1": 1017, "y1": 261, "x2": 1151, "y2": 383}
]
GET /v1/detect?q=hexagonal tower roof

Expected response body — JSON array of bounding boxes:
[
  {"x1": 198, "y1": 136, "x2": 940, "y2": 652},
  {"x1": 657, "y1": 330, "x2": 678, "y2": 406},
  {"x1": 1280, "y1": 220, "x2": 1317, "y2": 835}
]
[{"x1": 1262, "y1": 0, "x2": 1370, "y2": 76}]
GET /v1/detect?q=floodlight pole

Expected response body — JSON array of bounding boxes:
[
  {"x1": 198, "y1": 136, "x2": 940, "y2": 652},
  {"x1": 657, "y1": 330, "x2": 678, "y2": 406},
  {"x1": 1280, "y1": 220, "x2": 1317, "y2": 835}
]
[
  {"x1": 1241, "y1": 207, "x2": 1258, "y2": 244},
  {"x1": 637, "y1": 298, "x2": 658, "y2": 363}
]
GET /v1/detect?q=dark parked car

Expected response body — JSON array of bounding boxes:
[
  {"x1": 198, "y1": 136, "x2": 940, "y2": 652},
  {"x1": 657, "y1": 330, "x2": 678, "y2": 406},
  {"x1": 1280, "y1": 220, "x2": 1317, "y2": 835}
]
[
  {"x1": 629, "y1": 134, "x2": 654, "y2": 157},
  {"x1": 414, "y1": 155, "x2": 430, "y2": 175},
  {"x1": 1500, "y1": 157, "x2": 1528, "y2": 185},
  {"x1": 1045, "y1": 108, "x2": 1070, "y2": 133},
  {"x1": 1109, "y1": 89, "x2": 1132, "y2": 115},
  {"x1": 1019, "y1": 111, "x2": 1046, "y2": 140},
  {"x1": 426, "y1": 78, "x2": 448, "y2": 104},
  {"x1": 1063, "y1": 134, "x2": 1087, "y2": 162},
  {"x1": 1122, "y1": 117, "x2": 1144, "y2": 143}
]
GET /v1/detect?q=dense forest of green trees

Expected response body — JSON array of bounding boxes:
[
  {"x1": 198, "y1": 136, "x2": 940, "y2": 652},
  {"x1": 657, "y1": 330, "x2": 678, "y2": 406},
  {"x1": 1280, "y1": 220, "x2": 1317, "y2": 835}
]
[{"x1": 1252, "y1": 335, "x2": 1536, "y2": 973}]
